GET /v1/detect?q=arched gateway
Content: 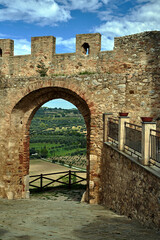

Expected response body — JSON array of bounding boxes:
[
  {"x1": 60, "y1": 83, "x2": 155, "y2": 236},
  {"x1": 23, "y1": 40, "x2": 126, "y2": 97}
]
[
  {"x1": 1, "y1": 78, "x2": 103, "y2": 203},
  {"x1": 0, "y1": 31, "x2": 160, "y2": 209},
  {"x1": 11, "y1": 85, "x2": 92, "y2": 199}
]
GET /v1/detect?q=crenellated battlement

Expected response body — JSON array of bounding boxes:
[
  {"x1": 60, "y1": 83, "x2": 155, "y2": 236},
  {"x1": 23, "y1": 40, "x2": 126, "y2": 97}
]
[
  {"x1": 31, "y1": 36, "x2": 56, "y2": 59},
  {"x1": 0, "y1": 39, "x2": 14, "y2": 57},
  {"x1": 0, "y1": 31, "x2": 160, "y2": 77},
  {"x1": 0, "y1": 33, "x2": 101, "y2": 58}
]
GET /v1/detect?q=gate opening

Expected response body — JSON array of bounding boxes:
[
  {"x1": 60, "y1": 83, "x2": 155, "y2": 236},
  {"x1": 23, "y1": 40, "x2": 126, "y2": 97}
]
[
  {"x1": 9, "y1": 86, "x2": 91, "y2": 200},
  {"x1": 29, "y1": 99, "x2": 87, "y2": 200}
]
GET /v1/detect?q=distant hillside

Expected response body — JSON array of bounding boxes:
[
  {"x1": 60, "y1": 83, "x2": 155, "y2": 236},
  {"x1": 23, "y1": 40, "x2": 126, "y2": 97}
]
[{"x1": 30, "y1": 107, "x2": 87, "y2": 158}]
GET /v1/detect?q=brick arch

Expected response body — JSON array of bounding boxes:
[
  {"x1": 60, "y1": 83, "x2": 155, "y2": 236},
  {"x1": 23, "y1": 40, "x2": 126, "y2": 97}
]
[
  {"x1": 9, "y1": 86, "x2": 92, "y2": 200},
  {"x1": 13, "y1": 86, "x2": 91, "y2": 129}
]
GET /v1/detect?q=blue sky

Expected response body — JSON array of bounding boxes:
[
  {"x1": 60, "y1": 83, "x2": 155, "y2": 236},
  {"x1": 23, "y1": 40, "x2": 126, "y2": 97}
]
[
  {"x1": 0, "y1": 0, "x2": 159, "y2": 108},
  {"x1": 43, "y1": 99, "x2": 76, "y2": 109}
]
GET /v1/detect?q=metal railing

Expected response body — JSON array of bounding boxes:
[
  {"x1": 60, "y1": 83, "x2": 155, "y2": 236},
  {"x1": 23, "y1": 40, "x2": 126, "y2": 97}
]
[
  {"x1": 107, "y1": 118, "x2": 118, "y2": 146},
  {"x1": 105, "y1": 115, "x2": 160, "y2": 169},
  {"x1": 150, "y1": 129, "x2": 160, "y2": 168},
  {"x1": 29, "y1": 170, "x2": 86, "y2": 191},
  {"x1": 124, "y1": 122, "x2": 142, "y2": 160}
]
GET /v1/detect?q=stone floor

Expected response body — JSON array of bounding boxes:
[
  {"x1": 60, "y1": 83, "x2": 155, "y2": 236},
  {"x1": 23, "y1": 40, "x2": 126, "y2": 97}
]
[{"x1": 0, "y1": 188, "x2": 160, "y2": 240}]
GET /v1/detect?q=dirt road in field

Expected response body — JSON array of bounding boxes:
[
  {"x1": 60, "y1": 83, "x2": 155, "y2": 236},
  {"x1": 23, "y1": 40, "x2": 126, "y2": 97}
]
[{"x1": 29, "y1": 159, "x2": 73, "y2": 175}]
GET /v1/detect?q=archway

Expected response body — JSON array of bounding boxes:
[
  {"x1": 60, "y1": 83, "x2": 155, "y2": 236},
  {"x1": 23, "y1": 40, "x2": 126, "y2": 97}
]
[
  {"x1": 82, "y1": 42, "x2": 90, "y2": 55},
  {"x1": 9, "y1": 87, "x2": 90, "y2": 200},
  {"x1": 29, "y1": 99, "x2": 87, "y2": 196}
]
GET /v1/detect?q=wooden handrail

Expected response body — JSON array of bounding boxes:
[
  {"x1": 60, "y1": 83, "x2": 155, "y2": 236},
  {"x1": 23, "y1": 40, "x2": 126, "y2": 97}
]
[{"x1": 29, "y1": 170, "x2": 86, "y2": 190}]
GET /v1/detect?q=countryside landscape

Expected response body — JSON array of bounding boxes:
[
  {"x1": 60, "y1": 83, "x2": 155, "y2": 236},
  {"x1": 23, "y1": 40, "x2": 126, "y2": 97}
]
[
  {"x1": 30, "y1": 107, "x2": 86, "y2": 190},
  {"x1": 30, "y1": 106, "x2": 87, "y2": 160},
  {"x1": 29, "y1": 105, "x2": 87, "y2": 190}
]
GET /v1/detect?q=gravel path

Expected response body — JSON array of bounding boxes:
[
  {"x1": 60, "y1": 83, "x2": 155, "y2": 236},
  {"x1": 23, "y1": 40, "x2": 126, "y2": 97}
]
[{"x1": 0, "y1": 188, "x2": 160, "y2": 240}]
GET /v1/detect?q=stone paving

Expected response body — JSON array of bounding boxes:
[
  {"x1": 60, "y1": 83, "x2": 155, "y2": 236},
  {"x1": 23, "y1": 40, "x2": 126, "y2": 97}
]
[{"x1": 0, "y1": 189, "x2": 160, "y2": 240}]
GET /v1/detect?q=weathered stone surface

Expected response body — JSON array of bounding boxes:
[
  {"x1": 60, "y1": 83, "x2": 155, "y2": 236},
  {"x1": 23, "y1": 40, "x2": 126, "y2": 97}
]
[
  {"x1": 1, "y1": 195, "x2": 160, "y2": 240},
  {"x1": 0, "y1": 31, "x2": 160, "y2": 229},
  {"x1": 101, "y1": 143, "x2": 160, "y2": 229}
]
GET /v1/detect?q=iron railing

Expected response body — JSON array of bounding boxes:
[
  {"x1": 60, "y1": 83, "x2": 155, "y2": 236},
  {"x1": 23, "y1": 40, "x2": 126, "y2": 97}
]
[
  {"x1": 107, "y1": 118, "x2": 118, "y2": 146},
  {"x1": 150, "y1": 129, "x2": 160, "y2": 168},
  {"x1": 124, "y1": 122, "x2": 142, "y2": 160}
]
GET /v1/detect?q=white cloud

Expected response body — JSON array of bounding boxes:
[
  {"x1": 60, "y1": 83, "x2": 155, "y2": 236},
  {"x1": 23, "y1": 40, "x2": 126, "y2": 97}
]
[
  {"x1": 131, "y1": 0, "x2": 160, "y2": 23},
  {"x1": 14, "y1": 39, "x2": 31, "y2": 55},
  {"x1": 0, "y1": 0, "x2": 71, "y2": 26},
  {"x1": 67, "y1": 0, "x2": 102, "y2": 11},
  {"x1": 101, "y1": 0, "x2": 110, "y2": 4},
  {"x1": 94, "y1": 0, "x2": 160, "y2": 50},
  {"x1": 0, "y1": 0, "x2": 112, "y2": 25},
  {"x1": 101, "y1": 35, "x2": 114, "y2": 50},
  {"x1": 56, "y1": 37, "x2": 76, "y2": 51},
  {"x1": 0, "y1": 33, "x2": 7, "y2": 38}
]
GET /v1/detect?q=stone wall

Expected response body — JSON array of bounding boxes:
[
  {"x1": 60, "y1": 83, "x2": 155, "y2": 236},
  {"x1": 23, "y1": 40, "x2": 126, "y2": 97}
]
[
  {"x1": 0, "y1": 31, "x2": 160, "y2": 204},
  {"x1": 101, "y1": 143, "x2": 160, "y2": 229},
  {"x1": 0, "y1": 31, "x2": 160, "y2": 122},
  {"x1": 0, "y1": 31, "x2": 160, "y2": 77}
]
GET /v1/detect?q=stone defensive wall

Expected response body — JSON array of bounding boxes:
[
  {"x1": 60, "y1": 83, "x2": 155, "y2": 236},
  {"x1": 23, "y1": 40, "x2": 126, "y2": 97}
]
[
  {"x1": 0, "y1": 31, "x2": 160, "y2": 120},
  {"x1": 0, "y1": 31, "x2": 160, "y2": 77},
  {"x1": 0, "y1": 31, "x2": 160, "y2": 228}
]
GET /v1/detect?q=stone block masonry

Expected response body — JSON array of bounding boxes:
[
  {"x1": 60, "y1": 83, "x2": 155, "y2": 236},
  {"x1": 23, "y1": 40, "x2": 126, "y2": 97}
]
[
  {"x1": 0, "y1": 31, "x2": 160, "y2": 229},
  {"x1": 101, "y1": 143, "x2": 160, "y2": 229},
  {"x1": 0, "y1": 31, "x2": 160, "y2": 77}
]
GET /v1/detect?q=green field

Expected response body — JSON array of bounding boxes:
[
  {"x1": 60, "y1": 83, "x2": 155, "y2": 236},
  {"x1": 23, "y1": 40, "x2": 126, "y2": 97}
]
[
  {"x1": 30, "y1": 107, "x2": 87, "y2": 159},
  {"x1": 30, "y1": 142, "x2": 86, "y2": 157}
]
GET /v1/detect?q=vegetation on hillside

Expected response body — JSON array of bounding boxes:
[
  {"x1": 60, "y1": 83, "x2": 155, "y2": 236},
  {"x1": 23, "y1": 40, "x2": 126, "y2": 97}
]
[{"x1": 30, "y1": 107, "x2": 87, "y2": 159}]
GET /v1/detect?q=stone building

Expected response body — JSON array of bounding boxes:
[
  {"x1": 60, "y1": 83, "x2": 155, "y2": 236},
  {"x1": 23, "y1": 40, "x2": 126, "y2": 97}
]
[{"x1": 0, "y1": 31, "x2": 160, "y2": 228}]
